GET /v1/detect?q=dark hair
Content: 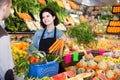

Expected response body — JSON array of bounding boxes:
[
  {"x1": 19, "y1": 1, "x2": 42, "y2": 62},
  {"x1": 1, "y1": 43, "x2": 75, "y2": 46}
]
[
  {"x1": 0, "y1": 0, "x2": 11, "y2": 8},
  {"x1": 39, "y1": 7, "x2": 59, "y2": 28}
]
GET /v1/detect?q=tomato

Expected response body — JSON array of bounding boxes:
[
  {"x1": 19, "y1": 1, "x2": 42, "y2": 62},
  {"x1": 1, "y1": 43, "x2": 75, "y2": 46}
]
[
  {"x1": 24, "y1": 54, "x2": 30, "y2": 59},
  {"x1": 35, "y1": 57, "x2": 40, "y2": 62},
  {"x1": 30, "y1": 56, "x2": 35, "y2": 64},
  {"x1": 30, "y1": 56, "x2": 40, "y2": 64}
]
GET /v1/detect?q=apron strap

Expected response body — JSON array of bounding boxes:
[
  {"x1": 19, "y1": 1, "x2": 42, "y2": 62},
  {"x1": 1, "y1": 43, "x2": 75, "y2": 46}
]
[
  {"x1": 54, "y1": 27, "x2": 56, "y2": 39},
  {"x1": 41, "y1": 28, "x2": 46, "y2": 39},
  {"x1": 41, "y1": 27, "x2": 56, "y2": 40}
]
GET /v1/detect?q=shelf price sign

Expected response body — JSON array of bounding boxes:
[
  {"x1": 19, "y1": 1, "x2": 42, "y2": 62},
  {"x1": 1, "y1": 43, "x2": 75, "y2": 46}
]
[
  {"x1": 73, "y1": 52, "x2": 79, "y2": 61},
  {"x1": 65, "y1": 54, "x2": 72, "y2": 64}
]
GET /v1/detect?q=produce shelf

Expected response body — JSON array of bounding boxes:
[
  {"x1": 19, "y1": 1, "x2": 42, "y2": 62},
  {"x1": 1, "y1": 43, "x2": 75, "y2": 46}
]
[{"x1": 8, "y1": 31, "x2": 35, "y2": 34}]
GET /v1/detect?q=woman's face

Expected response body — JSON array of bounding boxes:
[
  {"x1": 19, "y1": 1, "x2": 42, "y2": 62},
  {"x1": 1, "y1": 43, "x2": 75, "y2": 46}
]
[{"x1": 42, "y1": 12, "x2": 55, "y2": 26}]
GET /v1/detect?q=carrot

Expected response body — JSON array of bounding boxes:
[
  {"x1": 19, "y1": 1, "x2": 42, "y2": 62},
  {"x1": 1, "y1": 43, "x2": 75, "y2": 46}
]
[
  {"x1": 55, "y1": 49, "x2": 59, "y2": 55},
  {"x1": 49, "y1": 39, "x2": 62, "y2": 53},
  {"x1": 18, "y1": 13, "x2": 32, "y2": 21},
  {"x1": 59, "y1": 40, "x2": 64, "y2": 56},
  {"x1": 52, "y1": 47, "x2": 60, "y2": 55},
  {"x1": 37, "y1": 0, "x2": 46, "y2": 5},
  {"x1": 49, "y1": 39, "x2": 60, "y2": 50},
  {"x1": 52, "y1": 40, "x2": 62, "y2": 53}
]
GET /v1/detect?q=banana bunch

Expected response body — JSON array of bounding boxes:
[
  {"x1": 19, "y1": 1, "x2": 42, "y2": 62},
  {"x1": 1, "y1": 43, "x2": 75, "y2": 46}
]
[{"x1": 104, "y1": 56, "x2": 120, "y2": 64}]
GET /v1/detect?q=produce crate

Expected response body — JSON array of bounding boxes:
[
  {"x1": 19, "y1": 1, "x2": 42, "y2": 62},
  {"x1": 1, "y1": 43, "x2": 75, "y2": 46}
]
[
  {"x1": 106, "y1": 20, "x2": 120, "y2": 34},
  {"x1": 112, "y1": 4, "x2": 120, "y2": 14},
  {"x1": 28, "y1": 61, "x2": 59, "y2": 78}
]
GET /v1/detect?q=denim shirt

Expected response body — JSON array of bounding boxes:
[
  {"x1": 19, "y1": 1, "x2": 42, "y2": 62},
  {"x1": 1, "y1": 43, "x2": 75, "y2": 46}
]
[{"x1": 33, "y1": 28, "x2": 64, "y2": 49}]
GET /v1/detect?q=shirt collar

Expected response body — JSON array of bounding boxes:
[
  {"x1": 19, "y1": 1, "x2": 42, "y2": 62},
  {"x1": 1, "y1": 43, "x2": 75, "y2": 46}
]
[{"x1": 0, "y1": 20, "x2": 5, "y2": 28}]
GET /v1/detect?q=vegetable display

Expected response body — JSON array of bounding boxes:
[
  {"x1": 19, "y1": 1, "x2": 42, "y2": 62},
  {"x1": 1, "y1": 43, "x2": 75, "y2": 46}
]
[
  {"x1": 46, "y1": 0, "x2": 67, "y2": 23},
  {"x1": 5, "y1": 14, "x2": 27, "y2": 32},
  {"x1": 67, "y1": 22, "x2": 95, "y2": 44},
  {"x1": 12, "y1": 0, "x2": 44, "y2": 15}
]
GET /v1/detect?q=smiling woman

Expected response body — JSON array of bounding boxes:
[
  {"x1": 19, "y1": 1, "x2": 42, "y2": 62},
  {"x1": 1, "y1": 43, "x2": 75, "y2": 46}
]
[{"x1": 33, "y1": 7, "x2": 67, "y2": 54}]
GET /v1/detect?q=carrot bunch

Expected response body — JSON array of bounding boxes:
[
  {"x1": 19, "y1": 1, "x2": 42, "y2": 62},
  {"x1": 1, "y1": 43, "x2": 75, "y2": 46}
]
[
  {"x1": 49, "y1": 39, "x2": 64, "y2": 56},
  {"x1": 17, "y1": 13, "x2": 33, "y2": 21}
]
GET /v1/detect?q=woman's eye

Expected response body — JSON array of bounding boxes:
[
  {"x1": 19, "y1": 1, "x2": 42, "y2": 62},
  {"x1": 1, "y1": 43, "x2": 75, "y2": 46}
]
[{"x1": 47, "y1": 15, "x2": 49, "y2": 17}]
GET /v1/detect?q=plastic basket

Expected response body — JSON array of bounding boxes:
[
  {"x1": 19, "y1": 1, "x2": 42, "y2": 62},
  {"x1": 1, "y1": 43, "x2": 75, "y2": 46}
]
[{"x1": 28, "y1": 61, "x2": 59, "y2": 78}]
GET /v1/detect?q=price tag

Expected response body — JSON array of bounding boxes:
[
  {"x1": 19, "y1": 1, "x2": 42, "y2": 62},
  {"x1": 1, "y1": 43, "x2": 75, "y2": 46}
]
[
  {"x1": 99, "y1": 49, "x2": 105, "y2": 55},
  {"x1": 87, "y1": 49, "x2": 91, "y2": 54},
  {"x1": 73, "y1": 52, "x2": 79, "y2": 61},
  {"x1": 65, "y1": 54, "x2": 72, "y2": 64}
]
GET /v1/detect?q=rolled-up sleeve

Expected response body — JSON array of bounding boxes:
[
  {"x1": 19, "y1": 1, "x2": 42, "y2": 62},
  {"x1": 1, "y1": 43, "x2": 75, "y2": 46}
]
[
  {"x1": 56, "y1": 29, "x2": 64, "y2": 39},
  {"x1": 32, "y1": 30, "x2": 43, "y2": 49}
]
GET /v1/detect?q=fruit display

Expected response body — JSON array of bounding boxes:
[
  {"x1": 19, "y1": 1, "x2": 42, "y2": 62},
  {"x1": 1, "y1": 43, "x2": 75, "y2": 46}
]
[
  {"x1": 69, "y1": 54, "x2": 120, "y2": 80},
  {"x1": 106, "y1": 20, "x2": 120, "y2": 34},
  {"x1": 11, "y1": 42, "x2": 29, "y2": 62},
  {"x1": 106, "y1": 4, "x2": 120, "y2": 34},
  {"x1": 103, "y1": 50, "x2": 120, "y2": 64},
  {"x1": 109, "y1": 20, "x2": 120, "y2": 26},
  {"x1": 51, "y1": 70, "x2": 76, "y2": 80},
  {"x1": 112, "y1": 4, "x2": 120, "y2": 13},
  {"x1": 107, "y1": 26, "x2": 120, "y2": 33},
  {"x1": 92, "y1": 38, "x2": 120, "y2": 51}
]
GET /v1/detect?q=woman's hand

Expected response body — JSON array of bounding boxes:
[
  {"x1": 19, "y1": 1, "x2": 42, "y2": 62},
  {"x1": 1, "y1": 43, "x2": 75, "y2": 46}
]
[{"x1": 61, "y1": 34, "x2": 68, "y2": 42}]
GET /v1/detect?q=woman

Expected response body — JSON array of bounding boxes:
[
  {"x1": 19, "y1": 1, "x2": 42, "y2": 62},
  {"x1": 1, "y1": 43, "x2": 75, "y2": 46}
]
[{"x1": 33, "y1": 7, "x2": 66, "y2": 53}]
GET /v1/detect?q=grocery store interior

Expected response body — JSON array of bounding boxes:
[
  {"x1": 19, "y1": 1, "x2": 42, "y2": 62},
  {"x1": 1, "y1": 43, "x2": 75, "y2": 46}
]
[{"x1": 2, "y1": 0, "x2": 120, "y2": 80}]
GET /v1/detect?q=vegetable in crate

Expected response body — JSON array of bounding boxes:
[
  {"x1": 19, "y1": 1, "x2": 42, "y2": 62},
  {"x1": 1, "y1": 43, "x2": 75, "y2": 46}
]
[
  {"x1": 27, "y1": 44, "x2": 47, "y2": 64},
  {"x1": 29, "y1": 56, "x2": 40, "y2": 64},
  {"x1": 67, "y1": 22, "x2": 95, "y2": 44}
]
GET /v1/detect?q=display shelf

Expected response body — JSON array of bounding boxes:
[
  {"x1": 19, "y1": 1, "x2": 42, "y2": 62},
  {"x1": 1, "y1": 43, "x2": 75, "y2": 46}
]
[
  {"x1": 93, "y1": 33, "x2": 119, "y2": 40},
  {"x1": 8, "y1": 31, "x2": 35, "y2": 43},
  {"x1": 8, "y1": 31, "x2": 35, "y2": 34},
  {"x1": 106, "y1": 4, "x2": 120, "y2": 35}
]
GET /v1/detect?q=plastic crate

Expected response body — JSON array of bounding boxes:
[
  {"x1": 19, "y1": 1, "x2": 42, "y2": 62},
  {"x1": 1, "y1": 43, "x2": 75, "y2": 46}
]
[
  {"x1": 28, "y1": 61, "x2": 59, "y2": 78},
  {"x1": 106, "y1": 20, "x2": 120, "y2": 34},
  {"x1": 112, "y1": 4, "x2": 120, "y2": 14}
]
